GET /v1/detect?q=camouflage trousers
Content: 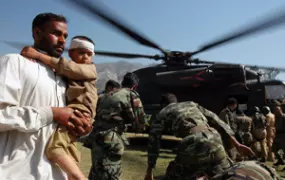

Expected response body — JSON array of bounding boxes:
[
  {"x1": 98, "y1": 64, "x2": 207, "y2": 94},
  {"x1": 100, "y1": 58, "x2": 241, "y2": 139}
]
[
  {"x1": 88, "y1": 130, "x2": 126, "y2": 180},
  {"x1": 162, "y1": 128, "x2": 231, "y2": 180}
]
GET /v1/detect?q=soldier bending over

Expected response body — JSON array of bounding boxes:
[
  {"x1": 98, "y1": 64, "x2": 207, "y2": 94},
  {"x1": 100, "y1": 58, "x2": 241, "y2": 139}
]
[{"x1": 144, "y1": 93, "x2": 254, "y2": 180}]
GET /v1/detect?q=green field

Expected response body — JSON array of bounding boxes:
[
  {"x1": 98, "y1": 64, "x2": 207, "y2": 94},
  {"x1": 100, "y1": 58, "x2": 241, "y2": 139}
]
[{"x1": 78, "y1": 133, "x2": 285, "y2": 179}]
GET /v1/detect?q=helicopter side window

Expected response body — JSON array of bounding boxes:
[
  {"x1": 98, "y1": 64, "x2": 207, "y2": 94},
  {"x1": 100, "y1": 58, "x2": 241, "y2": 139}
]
[{"x1": 265, "y1": 85, "x2": 285, "y2": 100}]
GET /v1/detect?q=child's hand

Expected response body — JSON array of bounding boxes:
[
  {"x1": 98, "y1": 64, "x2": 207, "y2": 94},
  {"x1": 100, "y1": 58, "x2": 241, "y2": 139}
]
[{"x1": 21, "y1": 46, "x2": 39, "y2": 62}]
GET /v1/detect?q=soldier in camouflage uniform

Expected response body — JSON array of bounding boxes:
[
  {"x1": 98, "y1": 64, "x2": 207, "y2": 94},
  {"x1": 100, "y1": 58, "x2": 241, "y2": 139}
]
[
  {"x1": 81, "y1": 80, "x2": 121, "y2": 149},
  {"x1": 262, "y1": 106, "x2": 276, "y2": 162},
  {"x1": 219, "y1": 98, "x2": 238, "y2": 162},
  {"x1": 144, "y1": 93, "x2": 254, "y2": 180},
  {"x1": 88, "y1": 72, "x2": 146, "y2": 180},
  {"x1": 251, "y1": 106, "x2": 268, "y2": 162},
  {"x1": 234, "y1": 110, "x2": 253, "y2": 161}
]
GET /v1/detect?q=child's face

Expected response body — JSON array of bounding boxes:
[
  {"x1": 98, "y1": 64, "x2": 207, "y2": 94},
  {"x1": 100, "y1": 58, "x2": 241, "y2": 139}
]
[{"x1": 68, "y1": 48, "x2": 93, "y2": 64}]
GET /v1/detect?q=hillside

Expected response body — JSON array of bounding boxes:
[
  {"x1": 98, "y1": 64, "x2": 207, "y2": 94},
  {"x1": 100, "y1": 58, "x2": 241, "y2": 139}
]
[{"x1": 96, "y1": 60, "x2": 144, "y2": 91}]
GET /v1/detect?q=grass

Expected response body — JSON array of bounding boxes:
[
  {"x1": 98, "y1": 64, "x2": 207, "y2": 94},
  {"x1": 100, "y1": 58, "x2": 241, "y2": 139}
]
[
  {"x1": 78, "y1": 133, "x2": 285, "y2": 179},
  {"x1": 78, "y1": 133, "x2": 178, "y2": 179}
]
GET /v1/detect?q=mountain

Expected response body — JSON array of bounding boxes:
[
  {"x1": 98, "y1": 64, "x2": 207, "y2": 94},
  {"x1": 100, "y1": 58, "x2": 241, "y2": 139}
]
[{"x1": 96, "y1": 60, "x2": 145, "y2": 91}]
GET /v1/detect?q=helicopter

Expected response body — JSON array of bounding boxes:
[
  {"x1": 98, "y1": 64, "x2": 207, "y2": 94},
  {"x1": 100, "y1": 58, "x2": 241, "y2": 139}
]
[{"x1": 4, "y1": 0, "x2": 285, "y2": 134}]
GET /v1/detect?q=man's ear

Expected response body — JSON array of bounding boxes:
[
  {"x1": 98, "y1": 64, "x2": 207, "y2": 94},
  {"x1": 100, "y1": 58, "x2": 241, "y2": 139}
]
[{"x1": 33, "y1": 27, "x2": 42, "y2": 41}]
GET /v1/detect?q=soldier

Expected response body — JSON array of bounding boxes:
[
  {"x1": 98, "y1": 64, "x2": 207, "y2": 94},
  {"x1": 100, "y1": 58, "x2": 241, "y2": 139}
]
[
  {"x1": 88, "y1": 72, "x2": 147, "y2": 180},
  {"x1": 219, "y1": 98, "x2": 238, "y2": 129},
  {"x1": 235, "y1": 110, "x2": 253, "y2": 160},
  {"x1": 210, "y1": 160, "x2": 284, "y2": 180},
  {"x1": 81, "y1": 80, "x2": 121, "y2": 148},
  {"x1": 219, "y1": 98, "x2": 238, "y2": 161},
  {"x1": 251, "y1": 106, "x2": 268, "y2": 162},
  {"x1": 144, "y1": 93, "x2": 254, "y2": 180},
  {"x1": 273, "y1": 106, "x2": 285, "y2": 166},
  {"x1": 262, "y1": 106, "x2": 276, "y2": 161}
]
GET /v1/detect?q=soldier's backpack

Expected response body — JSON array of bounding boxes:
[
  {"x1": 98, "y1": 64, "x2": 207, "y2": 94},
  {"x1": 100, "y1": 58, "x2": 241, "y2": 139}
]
[
  {"x1": 251, "y1": 113, "x2": 267, "y2": 141},
  {"x1": 211, "y1": 160, "x2": 284, "y2": 180}
]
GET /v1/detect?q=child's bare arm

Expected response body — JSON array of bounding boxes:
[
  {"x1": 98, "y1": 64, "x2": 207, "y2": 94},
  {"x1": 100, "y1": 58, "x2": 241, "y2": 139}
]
[
  {"x1": 51, "y1": 57, "x2": 97, "y2": 80},
  {"x1": 21, "y1": 46, "x2": 54, "y2": 66},
  {"x1": 21, "y1": 46, "x2": 97, "y2": 80}
]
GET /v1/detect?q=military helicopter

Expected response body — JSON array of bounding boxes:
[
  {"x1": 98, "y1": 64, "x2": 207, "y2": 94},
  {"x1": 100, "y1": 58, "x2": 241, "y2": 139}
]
[{"x1": 4, "y1": 0, "x2": 285, "y2": 133}]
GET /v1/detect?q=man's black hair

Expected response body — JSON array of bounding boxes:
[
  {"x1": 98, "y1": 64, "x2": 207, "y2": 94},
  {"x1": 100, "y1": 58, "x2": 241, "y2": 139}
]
[
  {"x1": 72, "y1": 35, "x2": 95, "y2": 45},
  {"x1": 121, "y1": 72, "x2": 139, "y2": 88},
  {"x1": 227, "y1": 97, "x2": 238, "y2": 106},
  {"x1": 32, "y1": 13, "x2": 67, "y2": 39},
  {"x1": 105, "y1": 79, "x2": 121, "y2": 90},
  {"x1": 32, "y1": 13, "x2": 67, "y2": 30},
  {"x1": 160, "y1": 93, "x2": 177, "y2": 105}
]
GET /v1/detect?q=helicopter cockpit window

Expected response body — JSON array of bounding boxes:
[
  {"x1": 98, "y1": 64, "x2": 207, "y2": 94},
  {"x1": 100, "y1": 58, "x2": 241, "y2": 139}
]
[{"x1": 265, "y1": 85, "x2": 285, "y2": 100}]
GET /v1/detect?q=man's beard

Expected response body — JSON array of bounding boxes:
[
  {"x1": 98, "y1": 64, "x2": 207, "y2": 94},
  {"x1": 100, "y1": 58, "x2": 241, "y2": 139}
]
[{"x1": 37, "y1": 39, "x2": 63, "y2": 58}]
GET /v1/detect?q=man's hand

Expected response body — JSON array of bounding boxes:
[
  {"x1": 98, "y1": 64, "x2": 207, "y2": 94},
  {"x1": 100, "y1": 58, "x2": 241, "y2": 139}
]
[
  {"x1": 230, "y1": 136, "x2": 255, "y2": 157},
  {"x1": 236, "y1": 144, "x2": 255, "y2": 157},
  {"x1": 51, "y1": 107, "x2": 92, "y2": 136},
  {"x1": 71, "y1": 110, "x2": 92, "y2": 136},
  {"x1": 52, "y1": 107, "x2": 75, "y2": 127},
  {"x1": 20, "y1": 46, "x2": 40, "y2": 61},
  {"x1": 144, "y1": 167, "x2": 154, "y2": 180}
]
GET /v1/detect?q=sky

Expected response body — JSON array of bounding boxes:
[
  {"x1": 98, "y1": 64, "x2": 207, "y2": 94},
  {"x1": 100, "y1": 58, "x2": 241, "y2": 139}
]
[{"x1": 1, "y1": 0, "x2": 285, "y2": 79}]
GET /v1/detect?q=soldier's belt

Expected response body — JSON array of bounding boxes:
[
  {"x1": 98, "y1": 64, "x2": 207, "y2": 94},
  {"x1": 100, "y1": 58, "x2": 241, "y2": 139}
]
[
  {"x1": 176, "y1": 147, "x2": 227, "y2": 166},
  {"x1": 190, "y1": 124, "x2": 210, "y2": 134}
]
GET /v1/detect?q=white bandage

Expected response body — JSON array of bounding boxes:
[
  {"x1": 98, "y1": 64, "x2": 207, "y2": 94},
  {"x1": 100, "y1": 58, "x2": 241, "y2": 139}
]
[{"x1": 69, "y1": 38, "x2": 95, "y2": 54}]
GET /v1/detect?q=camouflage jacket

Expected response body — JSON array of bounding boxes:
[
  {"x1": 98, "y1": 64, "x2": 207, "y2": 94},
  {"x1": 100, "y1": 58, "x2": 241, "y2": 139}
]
[
  {"x1": 93, "y1": 88, "x2": 146, "y2": 133},
  {"x1": 147, "y1": 101, "x2": 234, "y2": 168}
]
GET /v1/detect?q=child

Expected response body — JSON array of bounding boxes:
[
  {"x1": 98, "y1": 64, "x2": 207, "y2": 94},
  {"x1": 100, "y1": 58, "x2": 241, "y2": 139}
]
[{"x1": 21, "y1": 36, "x2": 98, "y2": 180}]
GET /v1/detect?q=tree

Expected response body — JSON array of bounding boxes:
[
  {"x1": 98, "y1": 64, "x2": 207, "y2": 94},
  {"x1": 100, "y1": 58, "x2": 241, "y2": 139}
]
[{"x1": 248, "y1": 67, "x2": 280, "y2": 79}]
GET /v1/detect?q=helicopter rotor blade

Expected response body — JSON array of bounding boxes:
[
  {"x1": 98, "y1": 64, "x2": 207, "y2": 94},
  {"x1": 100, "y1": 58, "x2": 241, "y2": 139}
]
[
  {"x1": 1, "y1": 40, "x2": 163, "y2": 60},
  {"x1": 59, "y1": 0, "x2": 166, "y2": 55},
  {"x1": 96, "y1": 51, "x2": 162, "y2": 60},
  {"x1": 191, "y1": 7, "x2": 285, "y2": 55},
  {"x1": 1, "y1": 41, "x2": 32, "y2": 50}
]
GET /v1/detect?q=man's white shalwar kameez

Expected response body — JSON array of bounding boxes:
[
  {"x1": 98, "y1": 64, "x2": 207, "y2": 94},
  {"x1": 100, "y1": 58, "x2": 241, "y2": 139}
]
[{"x1": 0, "y1": 54, "x2": 68, "y2": 180}]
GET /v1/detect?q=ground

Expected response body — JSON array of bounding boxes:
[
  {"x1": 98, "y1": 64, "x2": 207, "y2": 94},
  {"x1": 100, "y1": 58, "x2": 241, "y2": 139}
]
[{"x1": 79, "y1": 133, "x2": 285, "y2": 179}]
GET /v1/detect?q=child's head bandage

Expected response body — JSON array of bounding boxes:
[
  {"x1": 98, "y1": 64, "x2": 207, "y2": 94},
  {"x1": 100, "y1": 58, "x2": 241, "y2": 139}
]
[{"x1": 69, "y1": 38, "x2": 95, "y2": 55}]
